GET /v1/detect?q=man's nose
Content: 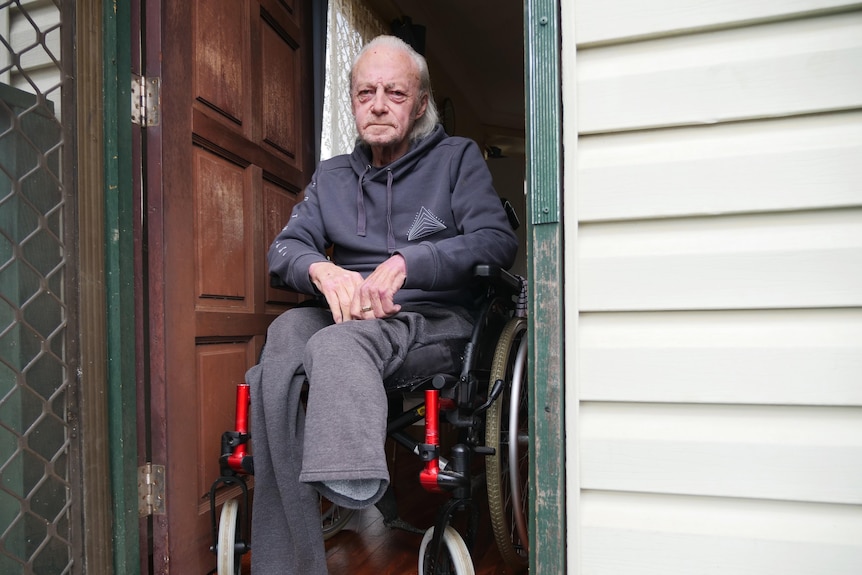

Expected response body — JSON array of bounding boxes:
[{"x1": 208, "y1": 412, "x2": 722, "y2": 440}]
[{"x1": 370, "y1": 87, "x2": 387, "y2": 112}]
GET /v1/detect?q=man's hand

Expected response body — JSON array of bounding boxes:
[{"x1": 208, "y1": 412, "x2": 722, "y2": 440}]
[
  {"x1": 309, "y1": 261, "x2": 364, "y2": 323},
  {"x1": 309, "y1": 255, "x2": 406, "y2": 323},
  {"x1": 350, "y1": 254, "x2": 407, "y2": 320}
]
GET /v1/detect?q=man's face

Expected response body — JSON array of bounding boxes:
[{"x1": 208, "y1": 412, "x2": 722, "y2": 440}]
[{"x1": 351, "y1": 45, "x2": 427, "y2": 155}]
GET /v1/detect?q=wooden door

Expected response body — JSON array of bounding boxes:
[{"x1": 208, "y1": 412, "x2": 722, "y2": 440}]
[{"x1": 142, "y1": 0, "x2": 313, "y2": 572}]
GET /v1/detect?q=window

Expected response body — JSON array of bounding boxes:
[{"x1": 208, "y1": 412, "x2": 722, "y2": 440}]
[{"x1": 320, "y1": 0, "x2": 385, "y2": 160}]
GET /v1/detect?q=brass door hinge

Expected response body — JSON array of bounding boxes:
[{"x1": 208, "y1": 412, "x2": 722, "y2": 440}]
[
  {"x1": 138, "y1": 463, "x2": 166, "y2": 516},
  {"x1": 131, "y1": 74, "x2": 160, "y2": 127}
]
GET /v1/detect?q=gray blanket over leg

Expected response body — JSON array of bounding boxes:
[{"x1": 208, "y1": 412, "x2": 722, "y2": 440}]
[{"x1": 247, "y1": 305, "x2": 473, "y2": 575}]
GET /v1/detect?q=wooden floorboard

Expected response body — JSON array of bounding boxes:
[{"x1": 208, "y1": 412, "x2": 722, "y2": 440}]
[
  {"x1": 325, "y1": 445, "x2": 514, "y2": 575},
  {"x1": 323, "y1": 482, "x2": 513, "y2": 574},
  {"x1": 239, "y1": 440, "x2": 521, "y2": 574}
]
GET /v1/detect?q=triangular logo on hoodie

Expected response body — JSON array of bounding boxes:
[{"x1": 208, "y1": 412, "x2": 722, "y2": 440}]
[{"x1": 407, "y1": 207, "x2": 447, "y2": 241}]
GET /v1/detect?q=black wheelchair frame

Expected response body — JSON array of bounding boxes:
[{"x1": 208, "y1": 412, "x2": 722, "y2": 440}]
[{"x1": 208, "y1": 264, "x2": 529, "y2": 575}]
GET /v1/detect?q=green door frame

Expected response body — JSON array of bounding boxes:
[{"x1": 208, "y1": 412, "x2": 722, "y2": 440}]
[
  {"x1": 525, "y1": 0, "x2": 566, "y2": 573},
  {"x1": 102, "y1": 0, "x2": 139, "y2": 572}
]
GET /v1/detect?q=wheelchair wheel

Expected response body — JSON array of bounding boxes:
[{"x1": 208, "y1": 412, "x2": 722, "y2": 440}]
[
  {"x1": 320, "y1": 494, "x2": 355, "y2": 540},
  {"x1": 418, "y1": 526, "x2": 475, "y2": 575},
  {"x1": 485, "y1": 317, "x2": 529, "y2": 572},
  {"x1": 217, "y1": 498, "x2": 242, "y2": 575}
]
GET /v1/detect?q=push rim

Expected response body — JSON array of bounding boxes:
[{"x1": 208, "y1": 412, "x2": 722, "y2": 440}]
[{"x1": 485, "y1": 317, "x2": 529, "y2": 571}]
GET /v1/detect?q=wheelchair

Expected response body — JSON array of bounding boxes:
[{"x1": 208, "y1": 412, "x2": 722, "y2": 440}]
[{"x1": 208, "y1": 264, "x2": 529, "y2": 575}]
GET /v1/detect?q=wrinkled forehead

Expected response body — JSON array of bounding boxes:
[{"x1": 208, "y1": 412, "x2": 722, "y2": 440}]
[{"x1": 352, "y1": 46, "x2": 420, "y2": 90}]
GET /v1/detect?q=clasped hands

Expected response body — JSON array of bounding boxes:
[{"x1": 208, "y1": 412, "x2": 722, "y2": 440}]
[{"x1": 308, "y1": 255, "x2": 407, "y2": 323}]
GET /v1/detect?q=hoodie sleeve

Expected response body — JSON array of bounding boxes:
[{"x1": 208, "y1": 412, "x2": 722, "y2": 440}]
[
  {"x1": 397, "y1": 140, "x2": 518, "y2": 291},
  {"x1": 267, "y1": 173, "x2": 330, "y2": 295}
]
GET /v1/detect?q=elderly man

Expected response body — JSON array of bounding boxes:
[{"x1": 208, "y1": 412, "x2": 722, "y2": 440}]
[{"x1": 247, "y1": 35, "x2": 518, "y2": 574}]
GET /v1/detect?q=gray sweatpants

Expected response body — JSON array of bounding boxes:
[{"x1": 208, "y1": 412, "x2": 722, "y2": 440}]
[{"x1": 246, "y1": 304, "x2": 473, "y2": 575}]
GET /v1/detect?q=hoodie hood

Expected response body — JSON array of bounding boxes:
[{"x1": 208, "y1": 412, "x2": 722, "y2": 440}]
[{"x1": 349, "y1": 125, "x2": 448, "y2": 252}]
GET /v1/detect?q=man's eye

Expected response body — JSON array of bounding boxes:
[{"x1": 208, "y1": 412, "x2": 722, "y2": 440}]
[{"x1": 389, "y1": 91, "x2": 407, "y2": 102}]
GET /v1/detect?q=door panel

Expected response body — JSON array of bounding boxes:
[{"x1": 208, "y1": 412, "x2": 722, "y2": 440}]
[
  {"x1": 194, "y1": 0, "x2": 247, "y2": 124},
  {"x1": 193, "y1": 148, "x2": 253, "y2": 306},
  {"x1": 195, "y1": 341, "x2": 258, "y2": 510},
  {"x1": 147, "y1": 0, "x2": 313, "y2": 572},
  {"x1": 261, "y1": 15, "x2": 303, "y2": 163}
]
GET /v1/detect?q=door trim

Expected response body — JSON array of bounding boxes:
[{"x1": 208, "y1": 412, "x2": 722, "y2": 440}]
[
  {"x1": 525, "y1": 0, "x2": 566, "y2": 573},
  {"x1": 79, "y1": 0, "x2": 115, "y2": 572},
  {"x1": 103, "y1": 0, "x2": 140, "y2": 572}
]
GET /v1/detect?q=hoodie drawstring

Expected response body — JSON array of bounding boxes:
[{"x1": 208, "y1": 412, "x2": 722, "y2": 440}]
[
  {"x1": 356, "y1": 165, "x2": 370, "y2": 237},
  {"x1": 385, "y1": 169, "x2": 395, "y2": 253},
  {"x1": 357, "y1": 166, "x2": 396, "y2": 254}
]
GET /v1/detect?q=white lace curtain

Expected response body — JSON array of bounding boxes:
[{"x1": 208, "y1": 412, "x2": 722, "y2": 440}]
[{"x1": 320, "y1": 0, "x2": 386, "y2": 160}]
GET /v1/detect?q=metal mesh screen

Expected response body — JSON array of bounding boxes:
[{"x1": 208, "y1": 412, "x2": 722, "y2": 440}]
[{"x1": 0, "y1": 1, "x2": 77, "y2": 573}]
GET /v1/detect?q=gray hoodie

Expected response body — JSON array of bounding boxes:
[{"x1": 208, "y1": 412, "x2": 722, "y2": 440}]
[{"x1": 269, "y1": 125, "x2": 518, "y2": 308}]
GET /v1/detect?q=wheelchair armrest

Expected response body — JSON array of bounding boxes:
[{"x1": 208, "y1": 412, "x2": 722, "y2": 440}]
[{"x1": 473, "y1": 264, "x2": 522, "y2": 296}]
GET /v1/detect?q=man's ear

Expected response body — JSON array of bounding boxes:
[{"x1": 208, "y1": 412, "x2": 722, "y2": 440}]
[{"x1": 414, "y1": 93, "x2": 428, "y2": 119}]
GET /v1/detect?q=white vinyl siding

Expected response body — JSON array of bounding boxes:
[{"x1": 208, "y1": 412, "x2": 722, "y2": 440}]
[
  {"x1": 580, "y1": 309, "x2": 862, "y2": 405},
  {"x1": 577, "y1": 13, "x2": 862, "y2": 133},
  {"x1": 579, "y1": 210, "x2": 862, "y2": 310},
  {"x1": 564, "y1": 1, "x2": 862, "y2": 573},
  {"x1": 578, "y1": 113, "x2": 862, "y2": 219},
  {"x1": 1, "y1": 0, "x2": 62, "y2": 111},
  {"x1": 581, "y1": 493, "x2": 862, "y2": 574}
]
